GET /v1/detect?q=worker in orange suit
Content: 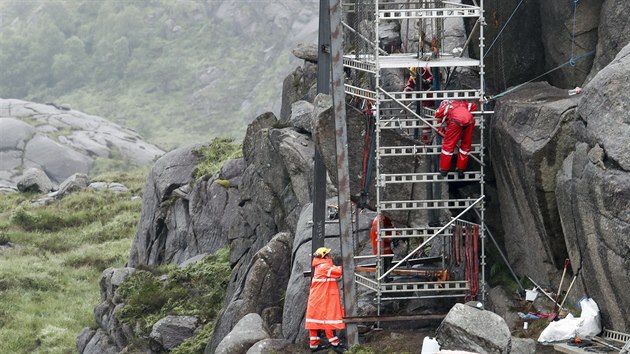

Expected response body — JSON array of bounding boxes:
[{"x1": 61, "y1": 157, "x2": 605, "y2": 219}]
[
  {"x1": 305, "y1": 247, "x2": 347, "y2": 353},
  {"x1": 434, "y1": 99, "x2": 477, "y2": 177}
]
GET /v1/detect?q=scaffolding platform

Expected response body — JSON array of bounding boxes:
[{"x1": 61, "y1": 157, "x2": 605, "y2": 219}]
[{"x1": 344, "y1": 54, "x2": 480, "y2": 71}]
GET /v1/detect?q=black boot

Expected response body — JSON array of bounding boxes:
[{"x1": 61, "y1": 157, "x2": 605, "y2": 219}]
[
  {"x1": 331, "y1": 342, "x2": 348, "y2": 353},
  {"x1": 310, "y1": 343, "x2": 329, "y2": 352}
]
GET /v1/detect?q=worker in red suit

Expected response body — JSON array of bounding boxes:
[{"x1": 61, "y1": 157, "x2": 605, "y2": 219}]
[
  {"x1": 305, "y1": 247, "x2": 347, "y2": 353},
  {"x1": 403, "y1": 66, "x2": 433, "y2": 96},
  {"x1": 370, "y1": 214, "x2": 396, "y2": 281},
  {"x1": 434, "y1": 99, "x2": 477, "y2": 176},
  {"x1": 370, "y1": 214, "x2": 394, "y2": 256}
]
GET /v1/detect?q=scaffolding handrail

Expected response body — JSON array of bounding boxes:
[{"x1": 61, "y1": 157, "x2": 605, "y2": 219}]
[{"x1": 380, "y1": 196, "x2": 484, "y2": 280}]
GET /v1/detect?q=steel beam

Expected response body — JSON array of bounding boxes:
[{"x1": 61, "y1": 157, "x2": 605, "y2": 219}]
[{"x1": 329, "y1": 0, "x2": 359, "y2": 346}]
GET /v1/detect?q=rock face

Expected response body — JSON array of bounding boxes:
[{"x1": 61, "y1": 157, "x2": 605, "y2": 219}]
[
  {"x1": 126, "y1": 86, "x2": 322, "y2": 353},
  {"x1": 79, "y1": 267, "x2": 136, "y2": 354},
  {"x1": 245, "y1": 339, "x2": 291, "y2": 354},
  {"x1": 0, "y1": 99, "x2": 163, "y2": 188},
  {"x1": 489, "y1": 43, "x2": 630, "y2": 332},
  {"x1": 280, "y1": 62, "x2": 317, "y2": 121},
  {"x1": 128, "y1": 146, "x2": 247, "y2": 267},
  {"x1": 539, "y1": 0, "x2": 600, "y2": 88},
  {"x1": 215, "y1": 313, "x2": 270, "y2": 354},
  {"x1": 469, "y1": 0, "x2": 545, "y2": 93},
  {"x1": 587, "y1": 0, "x2": 630, "y2": 80},
  {"x1": 150, "y1": 315, "x2": 199, "y2": 350},
  {"x1": 490, "y1": 82, "x2": 578, "y2": 284},
  {"x1": 555, "y1": 44, "x2": 630, "y2": 332},
  {"x1": 206, "y1": 232, "x2": 292, "y2": 353},
  {"x1": 128, "y1": 145, "x2": 203, "y2": 266},
  {"x1": 436, "y1": 303, "x2": 511, "y2": 354}
]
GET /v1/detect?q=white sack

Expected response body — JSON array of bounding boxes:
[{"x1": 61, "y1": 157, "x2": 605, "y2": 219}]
[{"x1": 538, "y1": 298, "x2": 601, "y2": 343}]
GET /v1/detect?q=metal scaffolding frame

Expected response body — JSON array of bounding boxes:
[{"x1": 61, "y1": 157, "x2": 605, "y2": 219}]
[{"x1": 340, "y1": 0, "x2": 490, "y2": 320}]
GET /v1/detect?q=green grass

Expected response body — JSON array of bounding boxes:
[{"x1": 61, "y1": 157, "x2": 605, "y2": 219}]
[
  {"x1": 0, "y1": 168, "x2": 147, "y2": 354},
  {"x1": 192, "y1": 137, "x2": 242, "y2": 180},
  {"x1": 116, "y1": 248, "x2": 231, "y2": 353}
]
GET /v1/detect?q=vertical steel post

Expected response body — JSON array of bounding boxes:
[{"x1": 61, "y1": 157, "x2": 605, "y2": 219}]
[
  {"x1": 329, "y1": 0, "x2": 359, "y2": 346},
  {"x1": 478, "y1": 0, "x2": 487, "y2": 303},
  {"x1": 374, "y1": 0, "x2": 383, "y2": 317},
  {"x1": 312, "y1": 0, "x2": 331, "y2": 257}
]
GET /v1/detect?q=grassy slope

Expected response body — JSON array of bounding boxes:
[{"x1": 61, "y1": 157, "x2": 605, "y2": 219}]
[
  {"x1": 0, "y1": 170, "x2": 147, "y2": 354},
  {"x1": 0, "y1": 137, "x2": 240, "y2": 354}
]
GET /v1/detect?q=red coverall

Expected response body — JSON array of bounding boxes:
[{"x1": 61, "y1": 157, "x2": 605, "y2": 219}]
[
  {"x1": 370, "y1": 214, "x2": 394, "y2": 255},
  {"x1": 434, "y1": 100, "x2": 477, "y2": 173},
  {"x1": 403, "y1": 67, "x2": 433, "y2": 99},
  {"x1": 305, "y1": 257, "x2": 344, "y2": 349}
]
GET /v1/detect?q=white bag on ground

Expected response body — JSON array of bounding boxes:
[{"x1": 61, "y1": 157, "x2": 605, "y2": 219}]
[{"x1": 538, "y1": 298, "x2": 602, "y2": 343}]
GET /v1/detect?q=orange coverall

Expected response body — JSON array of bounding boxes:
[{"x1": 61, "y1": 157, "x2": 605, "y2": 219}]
[{"x1": 305, "y1": 257, "x2": 344, "y2": 348}]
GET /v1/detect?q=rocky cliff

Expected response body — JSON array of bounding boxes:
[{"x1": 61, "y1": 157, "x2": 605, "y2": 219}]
[
  {"x1": 79, "y1": 1, "x2": 630, "y2": 353},
  {"x1": 0, "y1": 99, "x2": 164, "y2": 191}
]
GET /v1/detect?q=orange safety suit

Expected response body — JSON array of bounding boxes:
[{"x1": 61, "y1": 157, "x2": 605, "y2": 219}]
[
  {"x1": 305, "y1": 257, "x2": 344, "y2": 329},
  {"x1": 435, "y1": 100, "x2": 477, "y2": 173},
  {"x1": 370, "y1": 214, "x2": 394, "y2": 255},
  {"x1": 305, "y1": 257, "x2": 344, "y2": 349}
]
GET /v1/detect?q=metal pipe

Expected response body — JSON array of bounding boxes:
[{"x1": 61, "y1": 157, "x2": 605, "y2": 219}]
[{"x1": 478, "y1": 0, "x2": 487, "y2": 304}]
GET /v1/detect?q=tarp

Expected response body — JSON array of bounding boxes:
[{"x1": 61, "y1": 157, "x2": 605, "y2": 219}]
[{"x1": 538, "y1": 298, "x2": 602, "y2": 343}]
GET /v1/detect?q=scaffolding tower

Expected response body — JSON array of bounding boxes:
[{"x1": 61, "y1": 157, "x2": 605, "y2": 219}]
[{"x1": 341, "y1": 0, "x2": 489, "y2": 316}]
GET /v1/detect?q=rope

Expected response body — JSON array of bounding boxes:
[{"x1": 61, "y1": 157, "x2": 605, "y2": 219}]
[
  {"x1": 483, "y1": 0, "x2": 527, "y2": 59},
  {"x1": 570, "y1": 0, "x2": 580, "y2": 66},
  {"x1": 486, "y1": 50, "x2": 595, "y2": 101},
  {"x1": 359, "y1": 101, "x2": 376, "y2": 208}
]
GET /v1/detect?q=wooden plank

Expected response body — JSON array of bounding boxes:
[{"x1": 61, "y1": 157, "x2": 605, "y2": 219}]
[
  {"x1": 355, "y1": 266, "x2": 446, "y2": 276},
  {"x1": 344, "y1": 314, "x2": 446, "y2": 323}
]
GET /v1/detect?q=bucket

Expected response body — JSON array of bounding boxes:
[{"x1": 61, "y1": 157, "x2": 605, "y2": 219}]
[
  {"x1": 525, "y1": 288, "x2": 538, "y2": 302},
  {"x1": 421, "y1": 337, "x2": 440, "y2": 354}
]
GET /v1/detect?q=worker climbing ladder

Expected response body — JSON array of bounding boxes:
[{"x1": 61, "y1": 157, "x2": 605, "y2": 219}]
[{"x1": 341, "y1": 0, "x2": 490, "y2": 316}]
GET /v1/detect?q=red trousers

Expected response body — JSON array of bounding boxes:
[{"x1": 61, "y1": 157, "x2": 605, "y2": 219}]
[
  {"x1": 440, "y1": 120, "x2": 474, "y2": 172},
  {"x1": 309, "y1": 329, "x2": 340, "y2": 348}
]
